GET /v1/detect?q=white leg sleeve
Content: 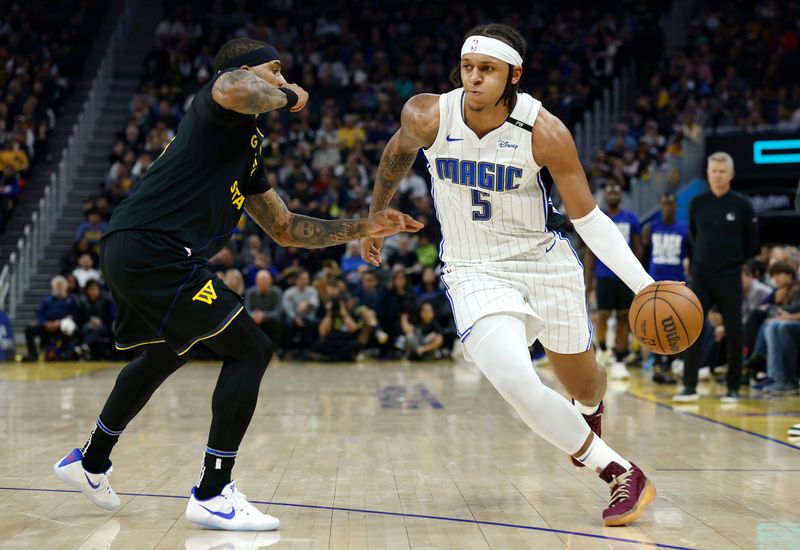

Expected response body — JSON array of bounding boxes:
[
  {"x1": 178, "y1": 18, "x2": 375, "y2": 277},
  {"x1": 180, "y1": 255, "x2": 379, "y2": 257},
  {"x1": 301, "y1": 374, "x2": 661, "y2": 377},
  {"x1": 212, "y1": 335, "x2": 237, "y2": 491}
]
[{"x1": 465, "y1": 314, "x2": 591, "y2": 455}]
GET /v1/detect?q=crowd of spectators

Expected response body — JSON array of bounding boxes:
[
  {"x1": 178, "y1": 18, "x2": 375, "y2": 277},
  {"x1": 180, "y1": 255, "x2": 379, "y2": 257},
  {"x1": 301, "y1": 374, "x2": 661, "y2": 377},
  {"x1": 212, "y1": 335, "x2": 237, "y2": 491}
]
[
  {"x1": 0, "y1": 1, "x2": 104, "y2": 232},
  {"x1": 50, "y1": 1, "x2": 661, "y2": 361},
  {"x1": 586, "y1": 0, "x2": 800, "y2": 196},
  {"x1": 39, "y1": 2, "x2": 800, "y2": 388}
]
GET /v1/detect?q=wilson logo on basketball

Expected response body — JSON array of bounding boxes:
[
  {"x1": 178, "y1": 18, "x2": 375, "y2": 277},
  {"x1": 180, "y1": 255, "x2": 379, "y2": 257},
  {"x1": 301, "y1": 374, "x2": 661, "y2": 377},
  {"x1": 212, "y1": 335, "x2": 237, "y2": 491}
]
[{"x1": 661, "y1": 316, "x2": 681, "y2": 353}]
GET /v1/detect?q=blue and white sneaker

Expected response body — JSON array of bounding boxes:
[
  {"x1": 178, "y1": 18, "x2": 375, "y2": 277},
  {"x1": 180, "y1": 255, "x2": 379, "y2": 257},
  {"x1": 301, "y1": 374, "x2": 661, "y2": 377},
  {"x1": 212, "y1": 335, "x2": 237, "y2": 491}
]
[
  {"x1": 53, "y1": 448, "x2": 120, "y2": 511},
  {"x1": 185, "y1": 481, "x2": 280, "y2": 531}
]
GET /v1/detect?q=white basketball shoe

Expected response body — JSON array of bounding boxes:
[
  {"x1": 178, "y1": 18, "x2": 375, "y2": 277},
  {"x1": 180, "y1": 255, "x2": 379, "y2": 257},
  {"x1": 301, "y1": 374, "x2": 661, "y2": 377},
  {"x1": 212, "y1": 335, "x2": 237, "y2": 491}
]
[
  {"x1": 53, "y1": 448, "x2": 120, "y2": 511},
  {"x1": 185, "y1": 481, "x2": 280, "y2": 531}
]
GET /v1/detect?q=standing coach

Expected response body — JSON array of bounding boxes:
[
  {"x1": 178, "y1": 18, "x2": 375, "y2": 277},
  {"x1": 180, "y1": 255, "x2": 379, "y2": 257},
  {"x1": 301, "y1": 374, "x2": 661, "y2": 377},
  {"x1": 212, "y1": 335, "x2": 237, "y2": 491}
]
[{"x1": 674, "y1": 151, "x2": 759, "y2": 403}]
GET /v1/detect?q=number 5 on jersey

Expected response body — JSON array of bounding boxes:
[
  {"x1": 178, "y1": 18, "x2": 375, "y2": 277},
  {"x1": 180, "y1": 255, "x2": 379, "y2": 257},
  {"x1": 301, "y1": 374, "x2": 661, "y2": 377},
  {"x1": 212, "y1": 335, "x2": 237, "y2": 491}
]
[{"x1": 471, "y1": 190, "x2": 492, "y2": 221}]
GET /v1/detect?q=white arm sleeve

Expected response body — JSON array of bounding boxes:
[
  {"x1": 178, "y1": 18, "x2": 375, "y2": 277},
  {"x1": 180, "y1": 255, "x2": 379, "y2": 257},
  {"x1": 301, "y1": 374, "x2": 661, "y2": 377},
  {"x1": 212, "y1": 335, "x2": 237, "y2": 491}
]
[{"x1": 572, "y1": 206, "x2": 654, "y2": 294}]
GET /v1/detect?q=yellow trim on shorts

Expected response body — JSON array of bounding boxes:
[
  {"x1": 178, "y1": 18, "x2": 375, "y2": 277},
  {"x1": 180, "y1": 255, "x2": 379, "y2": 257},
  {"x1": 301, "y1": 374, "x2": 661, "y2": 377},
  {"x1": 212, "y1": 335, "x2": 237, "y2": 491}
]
[
  {"x1": 115, "y1": 339, "x2": 167, "y2": 350},
  {"x1": 175, "y1": 306, "x2": 244, "y2": 356}
]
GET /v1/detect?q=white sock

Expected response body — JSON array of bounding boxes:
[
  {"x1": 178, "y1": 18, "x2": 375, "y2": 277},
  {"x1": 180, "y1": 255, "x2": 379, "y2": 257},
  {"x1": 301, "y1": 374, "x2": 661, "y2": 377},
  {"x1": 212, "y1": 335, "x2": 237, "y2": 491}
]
[
  {"x1": 576, "y1": 435, "x2": 631, "y2": 473},
  {"x1": 575, "y1": 401, "x2": 600, "y2": 416}
]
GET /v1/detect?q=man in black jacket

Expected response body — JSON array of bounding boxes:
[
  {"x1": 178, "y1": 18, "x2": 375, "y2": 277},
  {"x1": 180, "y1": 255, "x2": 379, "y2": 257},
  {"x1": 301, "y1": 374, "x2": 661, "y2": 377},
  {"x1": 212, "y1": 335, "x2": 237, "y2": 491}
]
[{"x1": 674, "y1": 151, "x2": 759, "y2": 403}]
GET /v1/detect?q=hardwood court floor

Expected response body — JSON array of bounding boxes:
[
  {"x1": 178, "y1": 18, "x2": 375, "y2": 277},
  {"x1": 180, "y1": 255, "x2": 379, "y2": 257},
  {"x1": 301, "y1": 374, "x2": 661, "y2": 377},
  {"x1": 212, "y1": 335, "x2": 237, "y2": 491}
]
[{"x1": 0, "y1": 357, "x2": 798, "y2": 549}]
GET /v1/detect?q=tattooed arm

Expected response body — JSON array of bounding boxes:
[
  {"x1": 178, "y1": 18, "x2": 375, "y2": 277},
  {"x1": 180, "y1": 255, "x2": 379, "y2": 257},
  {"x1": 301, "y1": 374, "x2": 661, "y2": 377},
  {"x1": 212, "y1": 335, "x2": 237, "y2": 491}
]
[
  {"x1": 212, "y1": 69, "x2": 308, "y2": 115},
  {"x1": 362, "y1": 93, "x2": 440, "y2": 264},
  {"x1": 369, "y1": 94, "x2": 440, "y2": 213},
  {"x1": 245, "y1": 189, "x2": 423, "y2": 249}
]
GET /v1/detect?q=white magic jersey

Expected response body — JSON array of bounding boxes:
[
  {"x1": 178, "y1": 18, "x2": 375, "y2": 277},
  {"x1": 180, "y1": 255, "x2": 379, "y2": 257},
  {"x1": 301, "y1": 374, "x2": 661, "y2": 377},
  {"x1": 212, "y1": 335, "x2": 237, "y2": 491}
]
[
  {"x1": 424, "y1": 89, "x2": 592, "y2": 355},
  {"x1": 424, "y1": 88, "x2": 550, "y2": 263}
]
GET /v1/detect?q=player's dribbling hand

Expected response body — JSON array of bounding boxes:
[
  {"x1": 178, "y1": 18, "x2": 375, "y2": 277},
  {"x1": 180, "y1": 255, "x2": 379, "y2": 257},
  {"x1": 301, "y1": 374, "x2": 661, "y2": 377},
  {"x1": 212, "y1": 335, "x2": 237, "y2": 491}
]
[{"x1": 280, "y1": 83, "x2": 308, "y2": 113}]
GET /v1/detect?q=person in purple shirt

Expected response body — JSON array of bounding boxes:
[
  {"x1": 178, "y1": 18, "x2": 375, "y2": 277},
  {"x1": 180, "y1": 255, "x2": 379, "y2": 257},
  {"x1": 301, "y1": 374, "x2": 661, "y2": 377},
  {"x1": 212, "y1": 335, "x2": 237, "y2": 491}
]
[
  {"x1": 584, "y1": 183, "x2": 643, "y2": 380},
  {"x1": 74, "y1": 209, "x2": 108, "y2": 254},
  {"x1": 641, "y1": 192, "x2": 689, "y2": 384}
]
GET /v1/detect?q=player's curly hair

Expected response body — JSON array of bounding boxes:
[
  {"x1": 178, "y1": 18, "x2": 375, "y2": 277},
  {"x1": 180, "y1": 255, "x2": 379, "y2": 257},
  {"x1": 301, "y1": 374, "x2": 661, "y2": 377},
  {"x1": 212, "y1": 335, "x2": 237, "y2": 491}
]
[
  {"x1": 450, "y1": 23, "x2": 526, "y2": 111},
  {"x1": 213, "y1": 38, "x2": 269, "y2": 72}
]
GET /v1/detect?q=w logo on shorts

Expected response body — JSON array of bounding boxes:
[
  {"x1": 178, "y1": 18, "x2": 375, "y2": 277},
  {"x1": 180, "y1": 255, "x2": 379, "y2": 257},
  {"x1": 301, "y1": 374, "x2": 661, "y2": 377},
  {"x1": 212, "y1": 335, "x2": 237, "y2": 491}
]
[{"x1": 192, "y1": 280, "x2": 218, "y2": 305}]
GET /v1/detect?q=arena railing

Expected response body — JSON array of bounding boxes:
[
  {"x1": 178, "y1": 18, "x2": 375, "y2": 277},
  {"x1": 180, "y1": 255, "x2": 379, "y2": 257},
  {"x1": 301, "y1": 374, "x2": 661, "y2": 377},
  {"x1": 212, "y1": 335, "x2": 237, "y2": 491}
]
[
  {"x1": 575, "y1": 0, "x2": 699, "y2": 167},
  {"x1": 574, "y1": 64, "x2": 634, "y2": 166},
  {"x1": 0, "y1": 0, "x2": 138, "y2": 321},
  {"x1": 630, "y1": 129, "x2": 706, "y2": 217}
]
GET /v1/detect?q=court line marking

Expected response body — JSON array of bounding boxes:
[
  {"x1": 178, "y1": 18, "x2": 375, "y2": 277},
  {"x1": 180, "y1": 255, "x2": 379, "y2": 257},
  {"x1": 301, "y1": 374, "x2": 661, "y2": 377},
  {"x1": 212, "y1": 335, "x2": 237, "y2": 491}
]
[
  {"x1": 0, "y1": 486, "x2": 694, "y2": 550},
  {"x1": 624, "y1": 392, "x2": 800, "y2": 452},
  {"x1": 657, "y1": 468, "x2": 800, "y2": 472}
]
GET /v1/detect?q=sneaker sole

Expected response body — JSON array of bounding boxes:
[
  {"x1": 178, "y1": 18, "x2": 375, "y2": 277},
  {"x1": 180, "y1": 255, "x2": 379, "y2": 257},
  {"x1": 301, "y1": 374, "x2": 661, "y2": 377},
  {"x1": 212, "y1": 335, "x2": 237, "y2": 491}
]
[
  {"x1": 603, "y1": 481, "x2": 657, "y2": 527},
  {"x1": 185, "y1": 513, "x2": 280, "y2": 531}
]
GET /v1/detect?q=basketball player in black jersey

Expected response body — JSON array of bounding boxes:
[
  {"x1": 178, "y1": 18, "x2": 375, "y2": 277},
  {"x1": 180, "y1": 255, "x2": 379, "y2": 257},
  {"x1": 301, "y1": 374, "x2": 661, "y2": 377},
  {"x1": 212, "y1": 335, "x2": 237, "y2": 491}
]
[{"x1": 53, "y1": 38, "x2": 422, "y2": 531}]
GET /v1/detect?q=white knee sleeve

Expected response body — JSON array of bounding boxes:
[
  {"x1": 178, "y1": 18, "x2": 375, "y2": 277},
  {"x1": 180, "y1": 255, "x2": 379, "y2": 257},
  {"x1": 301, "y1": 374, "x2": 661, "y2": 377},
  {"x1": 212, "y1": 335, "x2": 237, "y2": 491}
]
[{"x1": 466, "y1": 314, "x2": 590, "y2": 455}]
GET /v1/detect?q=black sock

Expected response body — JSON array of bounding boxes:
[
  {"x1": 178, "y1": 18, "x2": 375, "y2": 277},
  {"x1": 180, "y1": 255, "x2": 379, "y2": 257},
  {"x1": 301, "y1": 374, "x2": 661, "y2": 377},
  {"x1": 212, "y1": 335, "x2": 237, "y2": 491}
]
[
  {"x1": 82, "y1": 418, "x2": 121, "y2": 473},
  {"x1": 195, "y1": 450, "x2": 236, "y2": 500},
  {"x1": 598, "y1": 341, "x2": 607, "y2": 352},
  {"x1": 615, "y1": 350, "x2": 627, "y2": 362}
]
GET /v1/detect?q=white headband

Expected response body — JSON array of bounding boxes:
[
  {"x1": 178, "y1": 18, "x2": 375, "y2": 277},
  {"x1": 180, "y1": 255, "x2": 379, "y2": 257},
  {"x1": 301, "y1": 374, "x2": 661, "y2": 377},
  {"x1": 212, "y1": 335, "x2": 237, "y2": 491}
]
[{"x1": 460, "y1": 35, "x2": 523, "y2": 67}]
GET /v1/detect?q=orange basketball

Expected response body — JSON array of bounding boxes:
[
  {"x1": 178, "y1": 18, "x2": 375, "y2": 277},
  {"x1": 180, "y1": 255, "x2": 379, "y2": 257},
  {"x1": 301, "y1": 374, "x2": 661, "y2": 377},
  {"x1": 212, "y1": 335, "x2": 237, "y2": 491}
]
[{"x1": 628, "y1": 281, "x2": 703, "y2": 355}]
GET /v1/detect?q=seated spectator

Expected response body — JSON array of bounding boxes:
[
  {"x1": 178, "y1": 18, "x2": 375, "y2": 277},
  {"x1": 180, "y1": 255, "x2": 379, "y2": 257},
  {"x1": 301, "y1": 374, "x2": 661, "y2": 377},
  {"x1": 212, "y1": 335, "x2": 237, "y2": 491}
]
[
  {"x1": 245, "y1": 270, "x2": 284, "y2": 350},
  {"x1": 749, "y1": 261, "x2": 800, "y2": 387},
  {"x1": 60, "y1": 239, "x2": 99, "y2": 276},
  {"x1": 311, "y1": 292, "x2": 364, "y2": 362},
  {"x1": 414, "y1": 266, "x2": 444, "y2": 301},
  {"x1": 72, "y1": 253, "x2": 103, "y2": 288},
  {"x1": 414, "y1": 231, "x2": 440, "y2": 268},
  {"x1": 354, "y1": 269, "x2": 386, "y2": 321},
  {"x1": 388, "y1": 235, "x2": 422, "y2": 280},
  {"x1": 282, "y1": 270, "x2": 320, "y2": 358},
  {"x1": 77, "y1": 280, "x2": 114, "y2": 360},
  {"x1": 761, "y1": 263, "x2": 800, "y2": 395},
  {"x1": 341, "y1": 240, "x2": 369, "y2": 282},
  {"x1": 383, "y1": 269, "x2": 418, "y2": 348},
  {"x1": 240, "y1": 234, "x2": 265, "y2": 266},
  {"x1": 23, "y1": 276, "x2": 80, "y2": 361},
  {"x1": 403, "y1": 302, "x2": 445, "y2": 361},
  {"x1": 243, "y1": 252, "x2": 278, "y2": 288},
  {"x1": 222, "y1": 269, "x2": 245, "y2": 296},
  {"x1": 74, "y1": 209, "x2": 108, "y2": 254}
]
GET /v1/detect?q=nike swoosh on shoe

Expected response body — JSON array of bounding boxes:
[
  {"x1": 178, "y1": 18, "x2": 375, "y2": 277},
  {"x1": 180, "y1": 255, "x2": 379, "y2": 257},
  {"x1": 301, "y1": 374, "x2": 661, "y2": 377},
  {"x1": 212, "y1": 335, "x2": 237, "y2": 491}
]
[
  {"x1": 199, "y1": 504, "x2": 236, "y2": 520},
  {"x1": 84, "y1": 473, "x2": 101, "y2": 489}
]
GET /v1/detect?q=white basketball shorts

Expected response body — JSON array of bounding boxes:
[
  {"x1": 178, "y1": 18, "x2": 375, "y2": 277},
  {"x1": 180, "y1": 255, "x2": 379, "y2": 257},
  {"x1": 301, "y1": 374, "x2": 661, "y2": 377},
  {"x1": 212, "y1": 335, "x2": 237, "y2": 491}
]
[{"x1": 441, "y1": 232, "x2": 593, "y2": 357}]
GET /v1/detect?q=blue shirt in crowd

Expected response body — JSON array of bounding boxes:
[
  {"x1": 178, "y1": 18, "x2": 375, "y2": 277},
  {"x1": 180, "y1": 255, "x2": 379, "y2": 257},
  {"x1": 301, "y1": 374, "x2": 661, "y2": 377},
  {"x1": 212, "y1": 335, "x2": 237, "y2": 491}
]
[{"x1": 36, "y1": 295, "x2": 79, "y2": 325}]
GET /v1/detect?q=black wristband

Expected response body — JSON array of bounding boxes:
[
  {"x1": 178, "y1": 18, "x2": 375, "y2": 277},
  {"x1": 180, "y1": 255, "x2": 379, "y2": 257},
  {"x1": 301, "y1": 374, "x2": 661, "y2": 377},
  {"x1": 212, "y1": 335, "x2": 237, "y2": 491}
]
[{"x1": 280, "y1": 87, "x2": 299, "y2": 109}]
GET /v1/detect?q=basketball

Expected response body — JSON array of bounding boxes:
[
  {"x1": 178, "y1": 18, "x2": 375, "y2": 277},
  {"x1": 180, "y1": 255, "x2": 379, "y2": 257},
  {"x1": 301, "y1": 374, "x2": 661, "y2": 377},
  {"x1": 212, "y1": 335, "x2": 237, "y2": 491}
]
[{"x1": 628, "y1": 282, "x2": 703, "y2": 355}]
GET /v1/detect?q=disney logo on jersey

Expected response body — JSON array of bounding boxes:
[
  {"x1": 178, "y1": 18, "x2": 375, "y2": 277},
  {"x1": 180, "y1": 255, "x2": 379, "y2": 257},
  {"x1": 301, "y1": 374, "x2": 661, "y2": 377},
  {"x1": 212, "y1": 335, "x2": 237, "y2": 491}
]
[{"x1": 497, "y1": 139, "x2": 518, "y2": 150}]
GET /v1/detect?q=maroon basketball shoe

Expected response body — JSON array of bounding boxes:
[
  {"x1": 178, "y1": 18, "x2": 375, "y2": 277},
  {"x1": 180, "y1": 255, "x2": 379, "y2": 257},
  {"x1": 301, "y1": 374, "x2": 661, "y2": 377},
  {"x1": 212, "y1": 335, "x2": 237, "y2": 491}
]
[
  {"x1": 570, "y1": 400, "x2": 604, "y2": 467},
  {"x1": 599, "y1": 462, "x2": 656, "y2": 526}
]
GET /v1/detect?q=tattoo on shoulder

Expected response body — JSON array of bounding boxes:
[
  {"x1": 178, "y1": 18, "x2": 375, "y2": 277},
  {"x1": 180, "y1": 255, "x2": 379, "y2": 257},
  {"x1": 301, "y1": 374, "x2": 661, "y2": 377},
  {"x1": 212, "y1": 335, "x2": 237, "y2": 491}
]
[{"x1": 213, "y1": 70, "x2": 287, "y2": 115}]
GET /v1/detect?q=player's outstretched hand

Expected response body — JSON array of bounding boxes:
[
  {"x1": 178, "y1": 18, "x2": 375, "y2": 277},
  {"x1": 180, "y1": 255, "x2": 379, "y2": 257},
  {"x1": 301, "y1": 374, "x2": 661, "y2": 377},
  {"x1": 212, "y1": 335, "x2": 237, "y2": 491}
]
[
  {"x1": 281, "y1": 83, "x2": 308, "y2": 112},
  {"x1": 366, "y1": 209, "x2": 424, "y2": 237}
]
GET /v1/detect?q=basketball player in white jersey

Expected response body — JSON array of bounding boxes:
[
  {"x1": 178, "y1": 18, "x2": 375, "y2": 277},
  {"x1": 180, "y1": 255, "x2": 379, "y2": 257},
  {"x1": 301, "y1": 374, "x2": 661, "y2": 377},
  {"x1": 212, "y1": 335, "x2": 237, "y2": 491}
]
[{"x1": 361, "y1": 24, "x2": 664, "y2": 526}]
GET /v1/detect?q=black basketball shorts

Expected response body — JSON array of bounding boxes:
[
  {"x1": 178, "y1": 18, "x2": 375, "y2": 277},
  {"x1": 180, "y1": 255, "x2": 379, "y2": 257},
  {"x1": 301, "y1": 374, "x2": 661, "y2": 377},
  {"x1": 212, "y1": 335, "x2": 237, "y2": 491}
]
[{"x1": 100, "y1": 230, "x2": 244, "y2": 355}]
